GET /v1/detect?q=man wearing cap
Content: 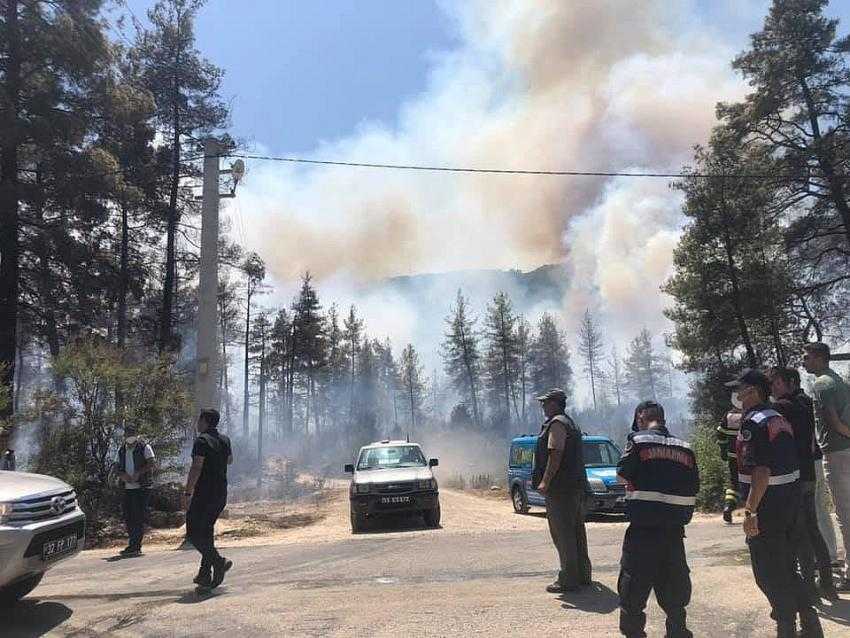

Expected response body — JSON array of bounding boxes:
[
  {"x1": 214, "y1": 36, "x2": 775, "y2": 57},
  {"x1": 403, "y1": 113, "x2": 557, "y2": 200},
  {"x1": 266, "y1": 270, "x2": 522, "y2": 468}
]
[
  {"x1": 533, "y1": 388, "x2": 592, "y2": 593},
  {"x1": 803, "y1": 342, "x2": 850, "y2": 591},
  {"x1": 115, "y1": 424, "x2": 156, "y2": 557},
  {"x1": 616, "y1": 400, "x2": 698, "y2": 638},
  {"x1": 728, "y1": 369, "x2": 822, "y2": 638}
]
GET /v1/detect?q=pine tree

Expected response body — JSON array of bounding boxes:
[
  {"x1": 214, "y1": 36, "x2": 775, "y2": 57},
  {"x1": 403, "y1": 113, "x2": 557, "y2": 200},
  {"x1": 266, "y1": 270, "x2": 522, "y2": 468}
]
[
  {"x1": 399, "y1": 344, "x2": 426, "y2": 432},
  {"x1": 530, "y1": 313, "x2": 573, "y2": 402},
  {"x1": 290, "y1": 273, "x2": 326, "y2": 435},
  {"x1": 577, "y1": 309, "x2": 604, "y2": 411},
  {"x1": 441, "y1": 290, "x2": 483, "y2": 429},
  {"x1": 513, "y1": 318, "x2": 532, "y2": 430},
  {"x1": 217, "y1": 273, "x2": 242, "y2": 430},
  {"x1": 249, "y1": 311, "x2": 271, "y2": 485},
  {"x1": 341, "y1": 305, "x2": 364, "y2": 428},
  {"x1": 267, "y1": 308, "x2": 292, "y2": 437},
  {"x1": 483, "y1": 292, "x2": 519, "y2": 431},
  {"x1": 623, "y1": 329, "x2": 666, "y2": 401},
  {"x1": 130, "y1": 0, "x2": 228, "y2": 353},
  {"x1": 240, "y1": 253, "x2": 265, "y2": 436},
  {"x1": 0, "y1": 0, "x2": 113, "y2": 418},
  {"x1": 608, "y1": 345, "x2": 624, "y2": 407}
]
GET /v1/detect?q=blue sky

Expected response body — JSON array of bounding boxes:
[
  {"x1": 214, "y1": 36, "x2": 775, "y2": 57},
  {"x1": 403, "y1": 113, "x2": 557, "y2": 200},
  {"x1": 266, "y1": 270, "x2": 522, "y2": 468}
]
[{"x1": 122, "y1": 0, "x2": 457, "y2": 153}]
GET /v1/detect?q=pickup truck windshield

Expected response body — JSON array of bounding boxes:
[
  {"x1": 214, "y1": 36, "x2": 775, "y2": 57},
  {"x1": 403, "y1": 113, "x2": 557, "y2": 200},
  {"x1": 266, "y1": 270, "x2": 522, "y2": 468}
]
[{"x1": 357, "y1": 446, "x2": 427, "y2": 470}]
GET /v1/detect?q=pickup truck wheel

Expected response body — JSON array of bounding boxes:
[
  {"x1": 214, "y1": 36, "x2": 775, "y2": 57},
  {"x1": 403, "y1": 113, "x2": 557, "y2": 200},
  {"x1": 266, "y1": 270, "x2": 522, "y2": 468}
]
[
  {"x1": 423, "y1": 505, "x2": 441, "y2": 528},
  {"x1": 0, "y1": 573, "x2": 44, "y2": 607},
  {"x1": 512, "y1": 486, "x2": 529, "y2": 514},
  {"x1": 350, "y1": 510, "x2": 367, "y2": 534}
]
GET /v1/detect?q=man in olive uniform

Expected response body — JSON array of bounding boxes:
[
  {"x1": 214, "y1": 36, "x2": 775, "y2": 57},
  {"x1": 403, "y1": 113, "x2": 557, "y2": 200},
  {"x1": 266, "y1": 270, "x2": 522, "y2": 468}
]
[{"x1": 533, "y1": 388, "x2": 592, "y2": 593}]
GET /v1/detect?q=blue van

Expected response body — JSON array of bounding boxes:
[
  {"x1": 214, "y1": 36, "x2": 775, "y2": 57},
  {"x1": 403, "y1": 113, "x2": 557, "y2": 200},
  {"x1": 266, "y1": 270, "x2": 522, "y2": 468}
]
[{"x1": 507, "y1": 434, "x2": 626, "y2": 514}]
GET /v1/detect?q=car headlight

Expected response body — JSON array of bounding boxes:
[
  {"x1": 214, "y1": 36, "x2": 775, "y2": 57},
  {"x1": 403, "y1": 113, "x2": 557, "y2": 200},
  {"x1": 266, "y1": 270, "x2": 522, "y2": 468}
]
[
  {"x1": 354, "y1": 483, "x2": 371, "y2": 494},
  {"x1": 418, "y1": 479, "x2": 437, "y2": 490},
  {"x1": 0, "y1": 502, "x2": 12, "y2": 523},
  {"x1": 587, "y1": 478, "x2": 607, "y2": 493}
]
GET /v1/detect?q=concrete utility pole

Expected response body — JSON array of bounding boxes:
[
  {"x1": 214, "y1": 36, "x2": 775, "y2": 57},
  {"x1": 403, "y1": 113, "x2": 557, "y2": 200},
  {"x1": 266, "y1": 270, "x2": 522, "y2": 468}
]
[{"x1": 195, "y1": 138, "x2": 222, "y2": 412}]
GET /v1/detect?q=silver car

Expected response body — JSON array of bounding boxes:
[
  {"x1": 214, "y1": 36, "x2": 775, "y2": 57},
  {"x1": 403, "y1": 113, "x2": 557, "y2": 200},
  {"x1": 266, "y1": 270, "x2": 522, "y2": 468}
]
[
  {"x1": 345, "y1": 440, "x2": 440, "y2": 533},
  {"x1": 0, "y1": 470, "x2": 86, "y2": 604}
]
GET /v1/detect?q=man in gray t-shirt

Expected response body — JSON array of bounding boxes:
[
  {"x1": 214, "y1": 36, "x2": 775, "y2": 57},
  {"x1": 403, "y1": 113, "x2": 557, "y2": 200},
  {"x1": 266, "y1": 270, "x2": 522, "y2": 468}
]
[{"x1": 804, "y1": 342, "x2": 850, "y2": 587}]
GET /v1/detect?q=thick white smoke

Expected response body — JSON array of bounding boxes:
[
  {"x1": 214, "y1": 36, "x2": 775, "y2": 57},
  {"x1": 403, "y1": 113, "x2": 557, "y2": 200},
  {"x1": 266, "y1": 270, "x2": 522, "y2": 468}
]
[{"x1": 230, "y1": 0, "x2": 757, "y2": 402}]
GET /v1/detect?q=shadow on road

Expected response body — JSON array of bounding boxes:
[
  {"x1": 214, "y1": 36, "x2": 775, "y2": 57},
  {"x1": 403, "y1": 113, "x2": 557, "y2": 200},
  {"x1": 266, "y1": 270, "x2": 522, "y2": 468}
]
[
  {"x1": 45, "y1": 588, "x2": 186, "y2": 602},
  {"x1": 355, "y1": 513, "x2": 440, "y2": 535},
  {"x1": 558, "y1": 582, "x2": 619, "y2": 614},
  {"x1": 816, "y1": 597, "x2": 850, "y2": 627},
  {"x1": 4, "y1": 600, "x2": 72, "y2": 638}
]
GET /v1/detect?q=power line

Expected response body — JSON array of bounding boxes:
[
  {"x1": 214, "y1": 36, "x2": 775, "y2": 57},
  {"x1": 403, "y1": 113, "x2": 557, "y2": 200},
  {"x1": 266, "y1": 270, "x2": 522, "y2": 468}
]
[{"x1": 220, "y1": 153, "x2": 849, "y2": 180}]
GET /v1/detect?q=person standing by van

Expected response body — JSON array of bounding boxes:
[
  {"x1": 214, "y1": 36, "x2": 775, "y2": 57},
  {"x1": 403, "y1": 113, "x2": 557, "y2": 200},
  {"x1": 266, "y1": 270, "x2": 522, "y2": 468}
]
[
  {"x1": 115, "y1": 425, "x2": 155, "y2": 557},
  {"x1": 533, "y1": 388, "x2": 592, "y2": 593}
]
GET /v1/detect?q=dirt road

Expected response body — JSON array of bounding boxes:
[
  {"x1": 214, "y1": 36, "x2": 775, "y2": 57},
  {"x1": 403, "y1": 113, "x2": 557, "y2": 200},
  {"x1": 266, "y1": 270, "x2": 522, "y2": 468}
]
[{"x1": 5, "y1": 488, "x2": 850, "y2": 637}]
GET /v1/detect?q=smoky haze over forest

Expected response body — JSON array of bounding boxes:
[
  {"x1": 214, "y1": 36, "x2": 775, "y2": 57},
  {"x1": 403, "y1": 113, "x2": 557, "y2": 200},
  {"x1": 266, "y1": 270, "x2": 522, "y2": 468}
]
[{"x1": 233, "y1": 0, "x2": 754, "y2": 358}]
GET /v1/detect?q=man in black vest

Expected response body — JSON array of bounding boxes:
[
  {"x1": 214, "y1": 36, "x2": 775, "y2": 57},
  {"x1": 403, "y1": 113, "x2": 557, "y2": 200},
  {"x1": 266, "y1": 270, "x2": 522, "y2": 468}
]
[
  {"x1": 533, "y1": 388, "x2": 592, "y2": 593},
  {"x1": 728, "y1": 369, "x2": 822, "y2": 638},
  {"x1": 115, "y1": 425, "x2": 156, "y2": 557},
  {"x1": 182, "y1": 409, "x2": 233, "y2": 592},
  {"x1": 617, "y1": 400, "x2": 698, "y2": 638}
]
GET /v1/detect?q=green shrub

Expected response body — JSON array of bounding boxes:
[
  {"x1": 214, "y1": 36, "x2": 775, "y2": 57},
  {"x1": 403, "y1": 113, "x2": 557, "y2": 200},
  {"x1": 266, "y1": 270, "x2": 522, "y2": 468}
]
[{"x1": 691, "y1": 419, "x2": 726, "y2": 512}]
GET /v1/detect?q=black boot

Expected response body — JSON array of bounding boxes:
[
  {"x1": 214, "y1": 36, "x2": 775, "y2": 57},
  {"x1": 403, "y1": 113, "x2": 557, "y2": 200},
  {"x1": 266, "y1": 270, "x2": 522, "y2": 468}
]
[
  {"x1": 818, "y1": 568, "x2": 838, "y2": 601},
  {"x1": 722, "y1": 504, "x2": 733, "y2": 524},
  {"x1": 799, "y1": 609, "x2": 824, "y2": 638},
  {"x1": 193, "y1": 565, "x2": 211, "y2": 587},
  {"x1": 776, "y1": 621, "x2": 796, "y2": 638}
]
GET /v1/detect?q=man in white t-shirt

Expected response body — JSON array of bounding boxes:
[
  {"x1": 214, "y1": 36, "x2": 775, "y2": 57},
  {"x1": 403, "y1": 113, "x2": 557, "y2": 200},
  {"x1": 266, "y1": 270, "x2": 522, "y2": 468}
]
[{"x1": 115, "y1": 425, "x2": 156, "y2": 556}]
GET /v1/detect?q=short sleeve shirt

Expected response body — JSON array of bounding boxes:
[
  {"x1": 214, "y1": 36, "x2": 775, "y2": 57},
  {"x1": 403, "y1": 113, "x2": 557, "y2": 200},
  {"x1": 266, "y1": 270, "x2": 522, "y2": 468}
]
[
  {"x1": 192, "y1": 430, "x2": 232, "y2": 498},
  {"x1": 812, "y1": 369, "x2": 850, "y2": 453},
  {"x1": 547, "y1": 418, "x2": 567, "y2": 451},
  {"x1": 123, "y1": 444, "x2": 155, "y2": 489}
]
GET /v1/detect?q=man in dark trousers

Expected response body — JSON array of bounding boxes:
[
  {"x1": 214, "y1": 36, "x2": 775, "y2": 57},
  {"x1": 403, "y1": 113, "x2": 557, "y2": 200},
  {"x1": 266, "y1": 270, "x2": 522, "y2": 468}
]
[
  {"x1": 616, "y1": 400, "x2": 698, "y2": 638},
  {"x1": 533, "y1": 388, "x2": 592, "y2": 593},
  {"x1": 728, "y1": 369, "x2": 822, "y2": 638},
  {"x1": 182, "y1": 409, "x2": 233, "y2": 591},
  {"x1": 115, "y1": 425, "x2": 155, "y2": 557},
  {"x1": 770, "y1": 367, "x2": 837, "y2": 601}
]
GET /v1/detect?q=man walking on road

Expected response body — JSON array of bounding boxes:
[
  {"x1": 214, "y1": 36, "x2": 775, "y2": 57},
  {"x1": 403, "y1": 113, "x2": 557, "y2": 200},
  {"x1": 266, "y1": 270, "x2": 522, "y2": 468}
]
[
  {"x1": 115, "y1": 425, "x2": 155, "y2": 557},
  {"x1": 803, "y1": 342, "x2": 850, "y2": 591},
  {"x1": 728, "y1": 369, "x2": 822, "y2": 638},
  {"x1": 183, "y1": 409, "x2": 233, "y2": 592},
  {"x1": 533, "y1": 388, "x2": 592, "y2": 593},
  {"x1": 616, "y1": 400, "x2": 698, "y2": 638}
]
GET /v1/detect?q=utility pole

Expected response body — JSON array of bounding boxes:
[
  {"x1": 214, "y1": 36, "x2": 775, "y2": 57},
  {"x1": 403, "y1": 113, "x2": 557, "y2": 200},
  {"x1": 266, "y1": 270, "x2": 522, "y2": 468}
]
[
  {"x1": 196, "y1": 139, "x2": 243, "y2": 413},
  {"x1": 196, "y1": 139, "x2": 221, "y2": 412}
]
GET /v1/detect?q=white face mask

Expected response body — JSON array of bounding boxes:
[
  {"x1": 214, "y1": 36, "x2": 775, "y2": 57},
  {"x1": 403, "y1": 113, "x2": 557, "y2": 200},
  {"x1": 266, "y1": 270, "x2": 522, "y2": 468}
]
[
  {"x1": 731, "y1": 392, "x2": 743, "y2": 410},
  {"x1": 125, "y1": 436, "x2": 138, "y2": 446}
]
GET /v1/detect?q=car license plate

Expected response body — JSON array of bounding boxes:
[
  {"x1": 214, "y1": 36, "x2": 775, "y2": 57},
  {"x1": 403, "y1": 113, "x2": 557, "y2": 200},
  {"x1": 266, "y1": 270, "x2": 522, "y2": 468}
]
[
  {"x1": 380, "y1": 496, "x2": 411, "y2": 505},
  {"x1": 42, "y1": 534, "x2": 78, "y2": 561}
]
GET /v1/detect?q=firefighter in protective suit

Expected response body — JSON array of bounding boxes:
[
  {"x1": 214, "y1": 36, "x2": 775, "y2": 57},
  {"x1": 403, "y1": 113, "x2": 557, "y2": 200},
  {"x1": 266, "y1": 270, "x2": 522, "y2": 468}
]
[
  {"x1": 617, "y1": 400, "x2": 699, "y2": 638},
  {"x1": 717, "y1": 410, "x2": 742, "y2": 523}
]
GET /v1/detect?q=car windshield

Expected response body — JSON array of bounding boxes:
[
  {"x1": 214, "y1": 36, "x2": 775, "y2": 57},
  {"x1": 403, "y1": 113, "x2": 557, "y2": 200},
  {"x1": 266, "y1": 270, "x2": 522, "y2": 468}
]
[
  {"x1": 583, "y1": 441, "x2": 621, "y2": 467},
  {"x1": 357, "y1": 445, "x2": 427, "y2": 470}
]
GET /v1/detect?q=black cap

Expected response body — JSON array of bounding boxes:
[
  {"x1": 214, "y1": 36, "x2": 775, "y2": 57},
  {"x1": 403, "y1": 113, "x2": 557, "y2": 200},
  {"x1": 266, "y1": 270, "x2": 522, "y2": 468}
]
[
  {"x1": 724, "y1": 368, "x2": 771, "y2": 398},
  {"x1": 631, "y1": 400, "x2": 665, "y2": 432},
  {"x1": 536, "y1": 388, "x2": 567, "y2": 404}
]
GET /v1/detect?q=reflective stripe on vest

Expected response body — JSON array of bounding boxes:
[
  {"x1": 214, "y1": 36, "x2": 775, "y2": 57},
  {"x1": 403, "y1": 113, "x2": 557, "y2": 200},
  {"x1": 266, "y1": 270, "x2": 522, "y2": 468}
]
[
  {"x1": 631, "y1": 433, "x2": 692, "y2": 450},
  {"x1": 738, "y1": 470, "x2": 799, "y2": 485},
  {"x1": 625, "y1": 490, "x2": 697, "y2": 506},
  {"x1": 748, "y1": 409, "x2": 782, "y2": 424}
]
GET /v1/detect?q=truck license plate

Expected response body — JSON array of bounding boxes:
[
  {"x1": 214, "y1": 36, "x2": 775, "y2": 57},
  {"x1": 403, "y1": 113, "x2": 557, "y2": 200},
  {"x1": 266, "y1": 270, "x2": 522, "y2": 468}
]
[
  {"x1": 42, "y1": 534, "x2": 78, "y2": 561},
  {"x1": 380, "y1": 496, "x2": 411, "y2": 505}
]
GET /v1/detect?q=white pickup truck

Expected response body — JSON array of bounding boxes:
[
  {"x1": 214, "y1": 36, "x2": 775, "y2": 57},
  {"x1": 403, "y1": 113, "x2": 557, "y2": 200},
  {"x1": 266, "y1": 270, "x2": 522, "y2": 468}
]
[{"x1": 0, "y1": 470, "x2": 86, "y2": 605}]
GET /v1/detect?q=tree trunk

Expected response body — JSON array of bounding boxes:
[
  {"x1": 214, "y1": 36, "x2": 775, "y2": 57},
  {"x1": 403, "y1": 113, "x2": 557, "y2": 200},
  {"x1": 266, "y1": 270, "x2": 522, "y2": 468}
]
[
  {"x1": 243, "y1": 290, "x2": 251, "y2": 438},
  {"x1": 117, "y1": 206, "x2": 129, "y2": 348},
  {"x1": 0, "y1": 0, "x2": 21, "y2": 421},
  {"x1": 719, "y1": 185, "x2": 758, "y2": 368},
  {"x1": 257, "y1": 328, "x2": 265, "y2": 488},
  {"x1": 799, "y1": 77, "x2": 850, "y2": 248},
  {"x1": 159, "y1": 21, "x2": 183, "y2": 354}
]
